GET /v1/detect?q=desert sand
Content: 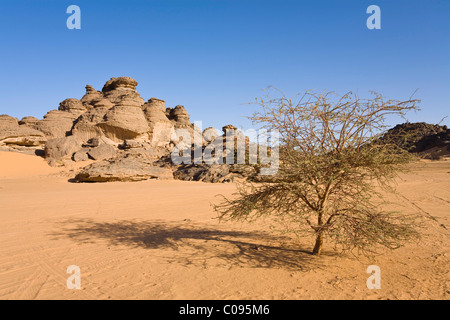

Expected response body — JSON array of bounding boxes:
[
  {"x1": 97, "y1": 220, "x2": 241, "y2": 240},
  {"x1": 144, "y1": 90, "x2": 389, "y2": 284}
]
[{"x1": 0, "y1": 151, "x2": 448, "y2": 300}]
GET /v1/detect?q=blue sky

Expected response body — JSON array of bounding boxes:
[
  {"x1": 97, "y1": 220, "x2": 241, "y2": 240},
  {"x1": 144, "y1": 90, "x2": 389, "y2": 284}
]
[{"x1": 0, "y1": 0, "x2": 449, "y2": 130}]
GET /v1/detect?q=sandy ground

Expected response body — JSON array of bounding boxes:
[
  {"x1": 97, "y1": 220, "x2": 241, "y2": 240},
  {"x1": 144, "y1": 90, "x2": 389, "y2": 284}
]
[{"x1": 0, "y1": 151, "x2": 448, "y2": 300}]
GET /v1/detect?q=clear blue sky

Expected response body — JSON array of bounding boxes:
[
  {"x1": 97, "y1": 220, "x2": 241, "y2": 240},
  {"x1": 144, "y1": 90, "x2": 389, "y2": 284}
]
[{"x1": 0, "y1": 0, "x2": 449, "y2": 130}]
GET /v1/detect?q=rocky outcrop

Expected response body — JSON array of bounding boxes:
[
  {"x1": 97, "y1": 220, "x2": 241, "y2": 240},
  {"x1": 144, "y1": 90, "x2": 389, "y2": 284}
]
[
  {"x1": 143, "y1": 98, "x2": 174, "y2": 147},
  {"x1": 70, "y1": 102, "x2": 110, "y2": 141},
  {"x1": 173, "y1": 163, "x2": 258, "y2": 183},
  {"x1": 101, "y1": 77, "x2": 145, "y2": 106},
  {"x1": 102, "y1": 77, "x2": 138, "y2": 92},
  {"x1": 75, "y1": 155, "x2": 173, "y2": 182},
  {"x1": 0, "y1": 76, "x2": 263, "y2": 183},
  {"x1": 379, "y1": 122, "x2": 450, "y2": 159},
  {"x1": 202, "y1": 127, "x2": 219, "y2": 144},
  {"x1": 45, "y1": 135, "x2": 117, "y2": 163},
  {"x1": 1, "y1": 76, "x2": 188, "y2": 156},
  {"x1": 0, "y1": 115, "x2": 47, "y2": 147},
  {"x1": 0, "y1": 115, "x2": 19, "y2": 126},
  {"x1": 119, "y1": 139, "x2": 143, "y2": 149},
  {"x1": 168, "y1": 105, "x2": 191, "y2": 128},
  {"x1": 73, "y1": 149, "x2": 90, "y2": 162},
  {"x1": 380, "y1": 122, "x2": 447, "y2": 151},
  {"x1": 34, "y1": 110, "x2": 80, "y2": 139},
  {"x1": 19, "y1": 116, "x2": 40, "y2": 127},
  {"x1": 97, "y1": 99, "x2": 150, "y2": 142},
  {"x1": 80, "y1": 85, "x2": 103, "y2": 107},
  {"x1": 58, "y1": 98, "x2": 87, "y2": 114}
]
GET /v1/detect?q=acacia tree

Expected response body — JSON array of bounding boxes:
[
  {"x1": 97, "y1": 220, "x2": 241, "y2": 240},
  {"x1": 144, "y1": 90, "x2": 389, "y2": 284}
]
[{"x1": 214, "y1": 89, "x2": 421, "y2": 256}]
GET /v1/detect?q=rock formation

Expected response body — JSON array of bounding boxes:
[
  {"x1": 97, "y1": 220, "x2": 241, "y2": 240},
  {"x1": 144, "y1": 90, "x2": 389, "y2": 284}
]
[
  {"x1": 379, "y1": 122, "x2": 450, "y2": 159},
  {"x1": 0, "y1": 115, "x2": 47, "y2": 150},
  {"x1": 0, "y1": 76, "x2": 262, "y2": 182},
  {"x1": 143, "y1": 98, "x2": 174, "y2": 147},
  {"x1": 75, "y1": 155, "x2": 173, "y2": 182}
]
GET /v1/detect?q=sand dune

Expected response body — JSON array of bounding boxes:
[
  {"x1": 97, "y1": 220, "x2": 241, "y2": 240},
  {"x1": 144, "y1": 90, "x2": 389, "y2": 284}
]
[
  {"x1": 0, "y1": 152, "x2": 448, "y2": 299},
  {"x1": 0, "y1": 151, "x2": 62, "y2": 179}
]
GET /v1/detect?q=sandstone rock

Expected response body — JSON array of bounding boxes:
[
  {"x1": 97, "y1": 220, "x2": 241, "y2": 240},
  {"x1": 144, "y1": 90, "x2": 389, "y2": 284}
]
[
  {"x1": 80, "y1": 85, "x2": 103, "y2": 107},
  {"x1": 82, "y1": 137, "x2": 100, "y2": 148},
  {"x1": 202, "y1": 127, "x2": 219, "y2": 145},
  {"x1": 173, "y1": 165, "x2": 205, "y2": 181},
  {"x1": 203, "y1": 127, "x2": 218, "y2": 140},
  {"x1": 19, "y1": 116, "x2": 40, "y2": 127},
  {"x1": 145, "y1": 98, "x2": 166, "y2": 112},
  {"x1": 168, "y1": 105, "x2": 191, "y2": 128},
  {"x1": 87, "y1": 143, "x2": 116, "y2": 160},
  {"x1": 102, "y1": 77, "x2": 138, "y2": 92},
  {"x1": 0, "y1": 127, "x2": 47, "y2": 146},
  {"x1": 143, "y1": 98, "x2": 174, "y2": 147},
  {"x1": 0, "y1": 115, "x2": 19, "y2": 126},
  {"x1": 173, "y1": 164, "x2": 231, "y2": 183},
  {"x1": 70, "y1": 106, "x2": 109, "y2": 141},
  {"x1": 165, "y1": 107, "x2": 173, "y2": 119},
  {"x1": 58, "y1": 98, "x2": 86, "y2": 114},
  {"x1": 34, "y1": 110, "x2": 79, "y2": 139},
  {"x1": 0, "y1": 115, "x2": 46, "y2": 147},
  {"x1": 229, "y1": 164, "x2": 257, "y2": 177},
  {"x1": 73, "y1": 149, "x2": 90, "y2": 162},
  {"x1": 196, "y1": 164, "x2": 231, "y2": 182},
  {"x1": 102, "y1": 77, "x2": 145, "y2": 106},
  {"x1": 119, "y1": 139, "x2": 143, "y2": 149},
  {"x1": 125, "y1": 147, "x2": 169, "y2": 162},
  {"x1": 0, "y1": 76, "x2": 264, "y2": 183},
  {"x1": 45, "y1": 135, "x2": 84, "y2": 161},
  {"x1": 93, "y1": 99, "x2": 114, "y2": 109},
  {"x1": 75, "y1": 156, "x2": 173, "y2": 182},
  {"x1": 97, "y1": 103, "x2": 150, "y2": 142},
  {"x1": 222, "y1": 124, "x2": 238, "y2": 134}
]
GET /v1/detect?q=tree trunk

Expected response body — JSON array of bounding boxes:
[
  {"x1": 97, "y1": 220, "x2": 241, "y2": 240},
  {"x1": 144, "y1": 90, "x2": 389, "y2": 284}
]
[
  {"x1": 313, "y1": 209, "x2": 325, "y2": 255},
  {"x1": 312, "y1": 233, "x2": 323, "y2": 255}
]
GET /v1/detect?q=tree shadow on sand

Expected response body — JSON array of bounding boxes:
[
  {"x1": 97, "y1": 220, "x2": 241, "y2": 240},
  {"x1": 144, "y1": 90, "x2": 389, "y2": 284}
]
[{"x1": 51, "y1": 219, "x2": 328, "y2": 271}]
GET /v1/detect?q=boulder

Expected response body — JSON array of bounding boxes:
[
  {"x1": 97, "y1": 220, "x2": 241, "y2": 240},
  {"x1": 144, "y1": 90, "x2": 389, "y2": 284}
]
[
  {"x1": 75, "y1": 156, "x2": 174, "y2": 182},
  {"x1": 45, "y1": 135, "x2": 84, "y2": 161},
  {"x1": 82, "y1": 137, "x2": 100, "y2": 148},
  {"x1": 73, "y1": 149, "x2": 90, "y2": 162},
  {"x1": 87, "y1": 143, "x2": 116, "y2": 160}
]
